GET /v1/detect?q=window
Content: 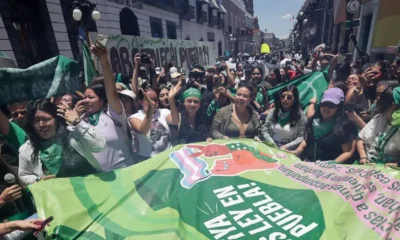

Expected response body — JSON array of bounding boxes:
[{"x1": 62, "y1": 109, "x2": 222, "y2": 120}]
[
  {"x1": 196, "y1": 1, "x2": 202, "y2": 23},
  {"x1": 120, "y1": 7, "x2": 140, "y2": 36},
  {"x1": 207, "y1": 32, "x2": 215, "y2": 42},
  {"x1": 166, "y1": 21, "x2": 177, "y2": 39},
  {"x1": 150, "y1": 17, "x2": 163, "y2": 38}
]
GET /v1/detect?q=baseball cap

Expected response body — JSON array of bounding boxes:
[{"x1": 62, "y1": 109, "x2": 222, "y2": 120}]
[
  {"x1": 321, "y1": 88, "x2": 344, "y2": 105},
  {"x1": 169, "y1": 67, "x2": 178, "y2": 74},
  {"x1": 118, "y1": 90, "x2": 136, "y2": 100},
  {"x1": 171, "y1": 72, "x2": 181, "y2": 79}
]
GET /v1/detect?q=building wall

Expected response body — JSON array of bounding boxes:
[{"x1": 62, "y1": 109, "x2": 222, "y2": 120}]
[
  {"x1": 46, "y1": 0, "x2": 73, "y2": 59},
  {"x1": 223, "y1": 0, "x2": 246, "y2": 54},
  {"x1": 94, "y1": 0, "x2": 181, "y2": 38},
  {"x1": 0, "y1": 14, "x2": 15, "y2": 63}
]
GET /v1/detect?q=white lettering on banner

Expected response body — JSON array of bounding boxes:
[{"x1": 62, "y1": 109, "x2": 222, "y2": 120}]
[
  {"x1": 204, "y1": 183, "x2": 319, "y2": 239},
  {"x1": 93, "y1": 34, "x2": 216, "y2": 75}
]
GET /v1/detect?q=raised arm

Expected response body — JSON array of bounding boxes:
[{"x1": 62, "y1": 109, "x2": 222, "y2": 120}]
[
  {"x1": 328, "y1": 55, "x2": 338, "y2": 80},
  {"x1": 90, "y1": 45, "x2": 123, "y2": 115},
  {"x1": 130, "y1": 89, "x2": 155, "y2": 135},
  {"x1": 0, "y1": 109, "x2": 10, "y2": 136},
  {"x1": 166, "y1": 82, "x2": 182, "y2": 126},
  {"x1": 131, "y1": 53, "x2": 141, "y2": 96},
  {"x1": 222, "y1": 61, "x2": 235, "y2": 88}
]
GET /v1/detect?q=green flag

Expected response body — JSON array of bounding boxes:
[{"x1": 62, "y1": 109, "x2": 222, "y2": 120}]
[
  {"x1": 268, "y1": 71, "x2": 329, "y2": 108},
  {"x1": 30, "y1": 139, "x2": 400, "y2": 240},
  {"x1": 0, "y1": 55, "x2": 80, "y2": 105},
  {"x1": 83, "y1": 42, "x2": 97, "y2": 86}
]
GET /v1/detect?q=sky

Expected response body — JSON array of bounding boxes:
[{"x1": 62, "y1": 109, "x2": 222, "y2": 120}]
[{"x1": 253, "y1": 0, "x2": 304, "y2": 39}]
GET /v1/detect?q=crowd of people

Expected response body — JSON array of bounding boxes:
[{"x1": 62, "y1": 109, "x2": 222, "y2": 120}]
[{"x1": 1, "y1": 43, "x2": 400, "y2": 237}]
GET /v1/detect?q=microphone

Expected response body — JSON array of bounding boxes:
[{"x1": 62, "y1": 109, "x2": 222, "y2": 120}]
[{"x1": 4, "y1": 173, "x2": 25, "y2": 212}]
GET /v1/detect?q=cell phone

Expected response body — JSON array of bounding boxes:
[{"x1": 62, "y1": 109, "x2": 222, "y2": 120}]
[
  {"x1": 95, "y1": 34, "x2": 109, "y2": 48},
  {"x1": 34, "y1": 216, "x2": 54, "y2": 236}
]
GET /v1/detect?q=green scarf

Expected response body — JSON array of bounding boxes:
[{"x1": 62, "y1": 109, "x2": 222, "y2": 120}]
[
  {"x1": 39, "y1": 138, "x2": 63, "y2": 176},
  {"x1": 392, "y1": 109, "x2": 400, "y2": 126},
  {"x1": 89, "y1": 110, "x2": 103, "y2": 126},
  {"x1": 181, "y1": 88, "x2": 202, "y2": 102},
  {"x1": 371, "y1": 125, "x2": 399, "y2": 164},
  {"x1": 255, "y1": 85, "x2": 265, "y2": 108},
  {"x1": 312, "y1": 117, "x2": 336, "y2": 140},
  {"x1": 277, "y1": 109, "x2": 291, "y2": 127}
]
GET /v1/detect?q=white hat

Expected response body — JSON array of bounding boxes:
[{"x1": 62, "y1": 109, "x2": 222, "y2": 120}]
[
  {"x1": 280, "y1": 59, "x2": 291, "y2": 68},
  {"x1": 169, "y1": 67, "x2": 178, "y2": 74},
  {"x1": 171, "y1": 72, "x2": 181, "y2": 79},
  {"x1": 118, "y1": 90, "x2": 136, "y2": 100}
]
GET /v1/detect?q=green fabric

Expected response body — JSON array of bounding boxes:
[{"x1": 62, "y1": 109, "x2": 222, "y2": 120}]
[
  {"x1": 277, "y1": 109, "x2": 291, "y2": 127},
  {"x1": 89, "y1": 110, "x2": 102, "y2": 126},
  {"x1": 0, "y1": 56, "x2": 80, "y2": 105},
  {"x1": 39, "y1": 138, "x2": 63, "y2": 176},
  {"x1": 225, "y1": 142, "x2": 278, "y2": 163},
  {"x1": 392, "y1": 109, "x2": 400, "y2": 126},
  {"x1": 116, "y1": 73, "x2": 122, "y2": 83},
  {"x1": 181, "y1": 88, "x2": 202, "y2": 101},
  {"x1": 393, "y1": 87, "x2": 400, "y2": 107},
  {"x1": 268, "y1": 71, "x2": 329, "y2": 109},
  {"x1": 255, "y1": 86, "x2": 265, "y2": 109},
  {"x1": 0, "y1": 121, "x2": 27, "y2": 152},
  {"x1": 371, "y1": 125, "x2": 399, "y2": 164},
  {"x1": 312, "y1": 117, "x2": 336, "y2": 139},
  {"x1": 29, "y1": 138, "x2": 400, "y2": 240},
  {"x1": 83, "y1": 42, "x2": 98, "y2": 86},
  {"x1": 206, "y1": 100, "x2": 220, "y2": 117}
]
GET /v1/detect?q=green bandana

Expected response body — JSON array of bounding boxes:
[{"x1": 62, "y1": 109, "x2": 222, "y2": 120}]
[
  {"x1": 89, "y1": 110, "x2": 103, "y2": 126},
  {"x1": 394, "y1": 87, "x2": 400, "y2": 107},
  {"x1": 277, "y1": 109, "x2": 291, "y2": 127},
  {"x1": 39, "y1": 138, "x2": 63, "y2": 176},
  {"x1": 181, "y1": 88, "x2": 202, "y2": 101},
  {"x1": 312, "y1": 117, "x2": 336, "y2": 140}
]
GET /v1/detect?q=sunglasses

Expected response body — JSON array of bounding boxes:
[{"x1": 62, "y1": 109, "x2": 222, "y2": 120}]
[
  {"x1": 280, "y1": 94, "x2": 293, "y2": 100},
  {"x1": 321, "y1": 102, "x2": 337, "y2": 109}
]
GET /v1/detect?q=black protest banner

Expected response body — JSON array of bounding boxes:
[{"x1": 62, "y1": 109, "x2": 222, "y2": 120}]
[{"x1": 102, "y1": 35, "x2": 215, "y2": 75}]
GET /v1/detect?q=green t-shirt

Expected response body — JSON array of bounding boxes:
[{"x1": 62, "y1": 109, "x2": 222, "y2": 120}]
[{"x1": 0, "y1": 121, "x2": 27, "y2": 153}]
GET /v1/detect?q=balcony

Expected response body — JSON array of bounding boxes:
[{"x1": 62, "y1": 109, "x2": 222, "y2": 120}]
[{"x1": 143, "y1": 0, "x2": 179, "y2": 13}]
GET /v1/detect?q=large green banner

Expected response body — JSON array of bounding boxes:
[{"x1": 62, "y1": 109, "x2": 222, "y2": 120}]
[
  {"x1": 268, "y1": 71, "x2": 329, "y2": 108},
  {"x1": 30, "y1": 139, "x2": 400, "y2": 239},
  {"x1": 0, "y1": 56, "x2": 81, "y2": 105}
]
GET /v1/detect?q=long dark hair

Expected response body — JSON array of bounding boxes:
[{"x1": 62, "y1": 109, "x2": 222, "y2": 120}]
[
  {"x1": 251, "y1": 66, "x2": 264, "y2": 81},
  {"x1": 87, "y1": 80, "x2": 107, "y2": 106},
  {"x1": 272, "y1": 86, "x2": 301, "y2": 127},
  {"x1": 25, "y1": 99, "x2": 69, "y2": 164},
  {"x1": 375, "y1": 87, "x2": 396, "y2": 115}
]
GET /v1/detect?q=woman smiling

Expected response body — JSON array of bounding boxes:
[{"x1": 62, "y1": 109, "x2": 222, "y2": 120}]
[
  {"x1": 211, "y1": 81, "x2": 260, "y2": 140},
  {"x1": 261, "y1": 86, "x2": 307, "y2": 150},
  {"x1": 291, "y1": 88, "x2": 358, "y2": 163},
  {"x1": 18, "y1": 100, "x2": 105, "y2": 185}
]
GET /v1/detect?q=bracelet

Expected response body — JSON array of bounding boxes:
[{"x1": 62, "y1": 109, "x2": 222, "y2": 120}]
[{"x1": 308, "y1": 102, "x2": 316, "y2": 106}]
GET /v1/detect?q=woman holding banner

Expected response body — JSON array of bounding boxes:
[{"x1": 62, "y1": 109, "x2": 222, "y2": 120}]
[
  {"x1": 357, "y1": 87, "x2": 400, "y2": 166},
  {"x1": 211, "y1": 81, "x2": 260, "y2": 140},
  {"x1": 261, "y1": 86, "x2": 307, "y2": 150},
  {"x1": 18, "y1": 99, "x2": 105, "y2": 185},
  {"x1": 83, "y1": 45, "x2": 135, "y2": 171},
  {"x1": 167, "y1": 82, "x2": 211, "y2": 144},
  {"x1": 290, "y1": 88, "x2": 358, "y2": 163}
]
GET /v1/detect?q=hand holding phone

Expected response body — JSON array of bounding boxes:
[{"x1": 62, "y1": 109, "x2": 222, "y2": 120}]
[
  {"x1": 95, "y1": 34, "x2": 109, "y2": 48},
  {"x1": 33, "y1": 216, "x2": 53, "y2": 236}
]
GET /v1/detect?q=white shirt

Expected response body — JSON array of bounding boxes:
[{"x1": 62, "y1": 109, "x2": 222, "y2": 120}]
[
  {"x1": 359, "y1": 114, "x2": 400, "y2": 162},
  {"x1": 130, "y1": 109, "x2": 171, "y2": 158}
]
